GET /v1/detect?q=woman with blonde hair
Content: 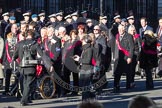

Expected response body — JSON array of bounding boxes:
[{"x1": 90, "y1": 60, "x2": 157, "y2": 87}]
[{"x1": 128, "y1": 25, "x2": 141, "y2": 88}]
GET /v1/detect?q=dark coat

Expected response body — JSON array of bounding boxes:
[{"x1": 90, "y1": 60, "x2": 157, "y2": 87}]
[
  {"x1": 95, "y1": 35, "x2": 107, "y2": 56},
  {"x1": 139, "y1": 35, "x2": 158, "y2": 69},
  {"x1": 114, "y1": 32, "x2": 134, "y2": 70},
  {"x1": 62, "y1": 40, "x2": 82, "y2": 72},
  {"x1": 132, "y1": 34, "x2": 142, "y2": 61},
  {"x1": 13, "y1": 39, "x2": 43, "y2": 75},
  {"x1": 1, "y1": 20, "x2": 8, "y2": 39},
  {"x1": 44, "y1": 36, "x2": 61, "y2": 63},
  {"x1": 79, "y1": 43, "x2": 93, "y2": 71}
]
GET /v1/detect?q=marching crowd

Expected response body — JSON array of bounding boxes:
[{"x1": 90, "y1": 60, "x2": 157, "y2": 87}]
[{"x1": 0, "y1": 8, "x2": 162, "y2": 106}]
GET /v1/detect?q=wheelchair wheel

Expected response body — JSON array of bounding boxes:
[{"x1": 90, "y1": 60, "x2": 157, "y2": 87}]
[{"x1": 39, "y1": 75, "x2": 56, "y2": 99}]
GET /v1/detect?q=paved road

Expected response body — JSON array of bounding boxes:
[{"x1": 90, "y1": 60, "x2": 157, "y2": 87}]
[{"x1": 0, "y1": 73, "x2": 162, "y2": 108}]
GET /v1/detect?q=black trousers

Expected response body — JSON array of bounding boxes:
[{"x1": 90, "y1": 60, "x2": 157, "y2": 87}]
[
  {"x1": 20, "y1": 68, "x2": 35, "y2": 104},
  {"x1": 4, "y1": 68, "x2": 12, "y2": 92},
  {"x1": 63, "y1": 65, "x2": 79, "y2": 93},
  {"x1": 130, "y1": 55, "x2": 137, "y2": 83},
  {"x1": 114, "y1": 58, "x2": 131, "y2": 89},
  {"x1": 80, "y1": 70, "x2": 95, "y2": 101},
  {"x1": 53, "y1": 63, "x2": 62, "y2": 96},
  {"x1": 145, "y1": 68, "x2": 154, "y2": 89}
]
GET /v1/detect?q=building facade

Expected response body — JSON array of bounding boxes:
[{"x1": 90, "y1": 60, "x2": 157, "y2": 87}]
[{"x1": 0, "y1": 0, "x2": 159, "y2": 29}]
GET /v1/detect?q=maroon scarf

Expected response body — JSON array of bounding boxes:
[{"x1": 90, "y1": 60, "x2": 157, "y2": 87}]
[{"x1": 142, "y1": 42, "x2": 157, "y2": 55}]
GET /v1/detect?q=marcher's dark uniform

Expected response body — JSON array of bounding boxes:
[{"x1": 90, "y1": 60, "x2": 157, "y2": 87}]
[
  {"x1": 4, "y1": 23, "x2": 12, "y2": 39},
  {"x1": 139, "y1": 31, "x2": 158, "y2": 89},
  {"x1": 62, "y1": 39, "x2": 82, "y2": 95},
  {"x1": 3, "y1": 33, "x2": 17, "y2": 94},
  {"x1": 71, "y1": 19, "x2": 79, "y2": 30},
  {"x1": 46, "y1": 21, "x2": 57, "y2": 28},
  {"x1": 95, "y1": 34, "x2": 108, "y2": 91},
  {"x1": 44, "y1": 35, "x2": 62, "y2": 96},
  {"x1": 110, "y1": 22, "x2": 120, "y2": 54},
  {"x1": 87, "y1": 25, "x2": 94, "y2": 34},
  {"x1": 13, "y1": 39, "x2": 43, "y2": 105},
  {"x1": 37, "y1": 19, "x2": 46, "y2": 32},
  {"x1": 79, "y1": 43, "x2": 95, "y2": 101},
  {"x1": 1, "y1": 19, "x2": 9, "y2": 39},
  {"x1": 99, "y1": 22, "x2": 112, "y2": 71},
  {"x1": 113, "y1": 32, "x2": 134, "y2": 92},
  {"x1": 64, "y1": 21, "x2": 74, "y2": 35}
]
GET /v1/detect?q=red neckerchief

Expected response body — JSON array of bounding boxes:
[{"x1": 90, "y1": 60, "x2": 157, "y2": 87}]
[
  {"x1": 63, "y1": 40, "x2": 82, "y2": 59},
  {"x1": 116, "y1": 33, "x2": 130, "y2": 57},
  {"x1": 44, "y1": 38, "x2": 54, "y2": 58},
  {"x1": 134, "y1": 34, "x2": 140, "y2": 40},
  {"x1": 6, "y1": 42, "x2": 12, "y2": 63},
  {"x1": 142, "y1": 42, "x2": 157, "y2": 55}
]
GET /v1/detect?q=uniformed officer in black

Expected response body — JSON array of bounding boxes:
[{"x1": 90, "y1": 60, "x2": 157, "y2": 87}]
[
  {"x1": 64, "y1": 14, "x2": 73, "y2": 35},
  {"x1": 1, "y1": 12, "x2": 9, "y2": 39},
  {"x1": 38, "y1": 12, "x2": 46, "y2": 32},
  {"x1": 46, "y1": 13, "x2": 57, "y2": 27},
  {"x1": 22, "y1": 12, "x2": 30, "y2": 24},
  {"x1": 4, "y1": 16, "x2": 16, "y2": 40},
  {"x1": 13, "y1": 29, "x2": 53, "y2": 106},
  {"x1": 55, "y1": 12, "x2": 64, "y2": 29}
]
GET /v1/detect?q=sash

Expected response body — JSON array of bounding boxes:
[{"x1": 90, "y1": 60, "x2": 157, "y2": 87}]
[
  {"x1": 142, "y1": 42, "x2": 157, "y2": 55},
  {"x1": 116, "y1": 34, "x2": 130, "y2": 57},
  {"x1": 44, "y1": 39, "x2": 54, "y2": 58},
  {"x1": 63, "y1": 40, "x2": 82, "y2": 59},
  {"x1": 6, "y1": 42, "x2": 12, "y2": 63}
]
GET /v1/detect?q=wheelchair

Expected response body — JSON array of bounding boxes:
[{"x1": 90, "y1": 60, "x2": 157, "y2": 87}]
[{"x1": 32, "y1": 65, "x2": 56, "y2": 99}]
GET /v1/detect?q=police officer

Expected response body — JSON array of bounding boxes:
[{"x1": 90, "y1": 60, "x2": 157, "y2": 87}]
[
  {"x1": 38, "y1": 12, "x2": 46, "y2": 32},
  {"x1": 4, "y1": 16, "x2": 16, "y2": 39},
  {"x1": 55, "y1": 12, "x2": 64, "y2": 29},
  {"x1": 71, "y1": 11, "x2": 79, "y2": 30},
  {"x1": 64, "y1": 14, "x2": 73, "y2": 35},
  {"x1": 1, "y1": 12, "x2": 9, "y2": 39},
  {"x1": 46, "y1": 13, "x2": 57, "y2": 27},
  {"x1": 13, "y1": 29, "x2": 53, "y2": 106},
  {"x1": 22, "y1": 12, "x2": 30, "y2": 24}
]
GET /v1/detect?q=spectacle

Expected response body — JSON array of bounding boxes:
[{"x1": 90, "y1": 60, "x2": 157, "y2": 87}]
[{"x1": 93, "y1": 29, "x2": 100, "y2": 31}]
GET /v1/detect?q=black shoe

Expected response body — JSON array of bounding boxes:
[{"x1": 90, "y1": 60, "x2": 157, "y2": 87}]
[
  {"x1": 27, "y1": 100, "x2": 33, "y2": 103},
  {"x1": 20, "y1": 103, "x2": 28, "y2": 106},
  {"x1": 2, "y1": 92, "x2": 11, "y2": 96},
  {"x1": 113, "y1": 87, "x2": 120, "y2": 93},
  {"x1": 146, "y1": 86, "x2": 154, "y2": 90},
  {"x1": 71, "y1": 92, "x2": 78, "y2": 96}
]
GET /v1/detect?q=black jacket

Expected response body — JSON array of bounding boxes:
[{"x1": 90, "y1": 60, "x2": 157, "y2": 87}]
[
  {"x1": 45, "y1": 35, "x2": 61, "y2": 63},
  {"x1": 13, "y1": 39, "x2": 43, "y2": 75},
  {"x1": 79, "y1": 43, "x2": 93, "y2": 71},
  {"x1": 114, "y1": 32, "x2": 134, "y2": 61}
]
